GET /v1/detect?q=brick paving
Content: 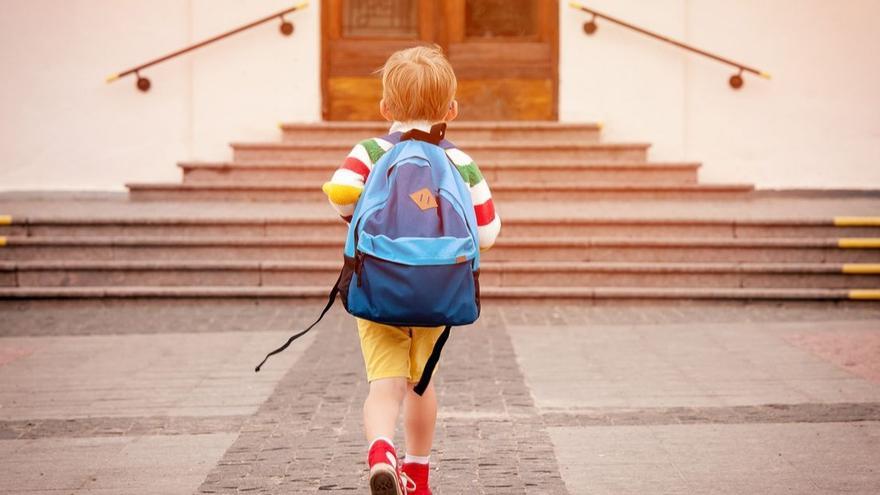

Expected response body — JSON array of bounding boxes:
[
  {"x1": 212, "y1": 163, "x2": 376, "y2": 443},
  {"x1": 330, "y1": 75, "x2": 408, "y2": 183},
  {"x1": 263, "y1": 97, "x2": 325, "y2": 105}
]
[{"x1": 196, "y1": 308, "x2": 568, "y2": 494}]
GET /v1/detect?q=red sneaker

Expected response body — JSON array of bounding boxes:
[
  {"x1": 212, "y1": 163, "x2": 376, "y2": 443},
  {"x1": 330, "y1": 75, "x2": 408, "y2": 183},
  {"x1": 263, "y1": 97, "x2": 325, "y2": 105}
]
[
  {"x1": 368, "y1": 439, "x2": 411, "y2": 495},
  {"x1": 401, "y1": 462, "x2": 432, "y2": 495}
]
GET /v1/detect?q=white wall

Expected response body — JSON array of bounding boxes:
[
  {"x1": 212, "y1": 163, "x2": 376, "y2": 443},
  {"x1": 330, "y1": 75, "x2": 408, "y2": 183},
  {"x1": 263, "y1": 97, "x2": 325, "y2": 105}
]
[
  {"x1": 2, "y1": 1, "x2": 878, "y2": 190},
  {"x1": 0, "y1": 0, "x2": 320, "y2": 191},
  {"x1": 560, "y1": 0, "x2": 880, "y2": 188}
]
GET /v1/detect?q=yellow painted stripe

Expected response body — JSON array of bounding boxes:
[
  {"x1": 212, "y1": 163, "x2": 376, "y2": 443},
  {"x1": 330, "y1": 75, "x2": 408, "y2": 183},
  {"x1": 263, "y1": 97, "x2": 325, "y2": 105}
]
[
  {"x1": 842, "y1": 264, "x2": 880, "y2": 274},
  {"x1": 834, "y1": 216, "x2": 880, "y2": 227},
  {"x1": 0, "y1": 215, "x2": 10, "y2": 225},
  {"x1": 849, "y1": 290, "x2": 880, "y2": 300},
  {"x1": 0, "y1": 236, "x2": 5, "y2": 247},
  {"x1": 838, "y1": 238, "x2": 880, "y2": 248}
]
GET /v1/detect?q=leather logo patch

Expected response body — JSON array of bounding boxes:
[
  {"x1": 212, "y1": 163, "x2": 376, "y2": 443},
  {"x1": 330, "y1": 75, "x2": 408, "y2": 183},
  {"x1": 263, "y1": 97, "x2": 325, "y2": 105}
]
[{"x1": 410, "y1": 188, "x2": 438, "y2": 210}]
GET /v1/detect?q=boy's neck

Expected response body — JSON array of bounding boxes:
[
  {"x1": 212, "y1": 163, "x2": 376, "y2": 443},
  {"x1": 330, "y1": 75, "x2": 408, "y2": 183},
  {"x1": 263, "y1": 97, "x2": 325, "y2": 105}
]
[{"x1": 389, "y1": 120, "x2": 443, "y2": 134}]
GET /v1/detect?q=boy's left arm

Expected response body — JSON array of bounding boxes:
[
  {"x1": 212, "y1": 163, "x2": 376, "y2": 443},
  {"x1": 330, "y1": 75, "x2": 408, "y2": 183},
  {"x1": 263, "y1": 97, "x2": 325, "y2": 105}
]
[{"x1": 446, "y1": 148, "x2": 501, "y2": 251}]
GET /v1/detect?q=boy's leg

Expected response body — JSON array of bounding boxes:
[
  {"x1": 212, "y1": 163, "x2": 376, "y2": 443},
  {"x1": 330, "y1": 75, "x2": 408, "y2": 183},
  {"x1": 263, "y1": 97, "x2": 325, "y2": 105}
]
[
  {"x1": 364, "y1": 377, "x2": 408, "y2": 441},
  {"x1": 357, "y1": 318, "x2": 412, "y2": 442},
  {"x1": 402, "y1": 380, "x2": 437, "y2": 456},
  {"x1": 403, "y1": 325, "x2": 445, "y2": 456}
]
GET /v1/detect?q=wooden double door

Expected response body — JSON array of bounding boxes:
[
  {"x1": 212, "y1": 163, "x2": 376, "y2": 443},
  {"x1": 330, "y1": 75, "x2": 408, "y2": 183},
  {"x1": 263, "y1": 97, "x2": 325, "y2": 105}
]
[{"x1": 321, "y1": 0, "x2": 558, "y2": 121}]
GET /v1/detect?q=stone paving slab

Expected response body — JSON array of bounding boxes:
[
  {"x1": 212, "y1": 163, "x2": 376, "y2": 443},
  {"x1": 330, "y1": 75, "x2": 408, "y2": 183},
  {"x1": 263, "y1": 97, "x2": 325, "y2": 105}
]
[
  {"x1": 507, "y1": 319, "x2": 880, "y2": 410},
  {"x1": 0, "y1": 330, "x2": 311, "y2": 420},
  {"x1": 548, "y1": 422, "x2": 880, "y2": 495},
  {"x1": 0, "y1": 433, "x2": 236, "y2": 494},
  {"x1": 2, "y1": 190, "x2": 879, "y2": 219}
]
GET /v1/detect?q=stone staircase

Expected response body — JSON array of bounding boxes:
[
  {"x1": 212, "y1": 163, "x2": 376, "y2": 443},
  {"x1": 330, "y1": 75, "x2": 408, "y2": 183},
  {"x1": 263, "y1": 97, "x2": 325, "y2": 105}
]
[{"x1": 1, "y1": 121, "x2": 879, "y2": 302}]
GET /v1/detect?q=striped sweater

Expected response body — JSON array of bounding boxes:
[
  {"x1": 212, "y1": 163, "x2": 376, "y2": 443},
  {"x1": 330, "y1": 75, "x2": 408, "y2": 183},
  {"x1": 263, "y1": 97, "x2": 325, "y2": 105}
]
[{"x1": 322, "y1": 121, "x2": 501, "y2": 250}]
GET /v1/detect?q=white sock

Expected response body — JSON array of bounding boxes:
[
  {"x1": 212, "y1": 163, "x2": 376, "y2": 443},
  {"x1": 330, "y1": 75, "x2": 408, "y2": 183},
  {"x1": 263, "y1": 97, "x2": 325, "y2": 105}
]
[
  {"x1": 404, "y1": 454, "x2": 430, "y2": 465},
  {"x1": 369, "y1": 436, "x2": 395, "y2": 450}
]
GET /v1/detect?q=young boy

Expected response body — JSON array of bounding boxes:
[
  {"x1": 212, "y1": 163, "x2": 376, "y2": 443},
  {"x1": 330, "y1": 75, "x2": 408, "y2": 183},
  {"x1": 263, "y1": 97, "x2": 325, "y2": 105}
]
[{"x1": 322, "y1": 45, "x2": 500, "y2": 494}]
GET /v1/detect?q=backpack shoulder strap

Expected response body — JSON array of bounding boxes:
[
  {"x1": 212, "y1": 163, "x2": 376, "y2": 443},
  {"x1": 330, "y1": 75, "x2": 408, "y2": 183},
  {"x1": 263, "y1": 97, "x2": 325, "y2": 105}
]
[
  {"x1": 254, "y1": 270, "x2": 343, "y2": 372},
  {"x1": 413, "y1": 324, "x2": 452, "y2": 396}
]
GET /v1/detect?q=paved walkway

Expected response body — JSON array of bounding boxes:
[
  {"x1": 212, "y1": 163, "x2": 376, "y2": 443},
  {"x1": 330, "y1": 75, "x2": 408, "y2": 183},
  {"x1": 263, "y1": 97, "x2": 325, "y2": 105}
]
[{"x1": 1, "y1": 300, "x2": 879, "y2": 494}]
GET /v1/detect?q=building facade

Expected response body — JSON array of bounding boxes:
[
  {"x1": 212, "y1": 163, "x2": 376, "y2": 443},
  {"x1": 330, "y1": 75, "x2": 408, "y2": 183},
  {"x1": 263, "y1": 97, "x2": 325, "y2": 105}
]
[{"x1": 1, "y1": 0, "x2": 878, "y2": 190}]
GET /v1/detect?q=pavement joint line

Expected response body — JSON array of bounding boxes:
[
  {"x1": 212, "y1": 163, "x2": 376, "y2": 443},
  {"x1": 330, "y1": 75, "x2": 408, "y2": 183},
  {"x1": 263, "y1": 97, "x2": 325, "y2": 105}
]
[
  {"x1": 539, "y1": 402, "x2": 880, "y2": 427},
  {"x1": 0, "y1": 415, "x2": 248, "y2": 439}
]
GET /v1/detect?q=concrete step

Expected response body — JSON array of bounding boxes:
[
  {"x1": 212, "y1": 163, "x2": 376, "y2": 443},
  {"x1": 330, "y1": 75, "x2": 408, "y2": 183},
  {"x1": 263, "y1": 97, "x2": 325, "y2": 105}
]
[
  {"x1": 279, "y1": 121, "x2": 603, "y2": 143},
  {"x1": 230, "y1": 141, "x2": 651, "y2": 163},
  {"x1": 125, "y1": 181, "x2": 754, "y2": 201},
  {"x1": 3, "y1": 260, "x2": 879, "y2": 289},
  {"x1": 1, "y1": 285, "x2": 876, "y2": 301},
  {"x1": 178, "y1": 161, "x2": 701, "y2": 184},
  {"x1": 4, "y1": 216, "x2": 879, "y2": 239},
  {"x1": 2, "y1": 236, "x2": 878, "y2": 263}
]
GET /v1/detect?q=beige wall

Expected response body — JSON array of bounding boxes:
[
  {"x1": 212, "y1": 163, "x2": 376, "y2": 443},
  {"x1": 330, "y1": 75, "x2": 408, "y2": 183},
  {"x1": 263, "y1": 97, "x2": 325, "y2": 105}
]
[
  {"x1": 1, "y1": 1, "x2": 878, "y2": 190},
  {"x1": 0, "y1": 0, "x2": 320, "y2": 190},
  {"x1": 560, "y1": 0, "x2": 880, "y2": 188}
]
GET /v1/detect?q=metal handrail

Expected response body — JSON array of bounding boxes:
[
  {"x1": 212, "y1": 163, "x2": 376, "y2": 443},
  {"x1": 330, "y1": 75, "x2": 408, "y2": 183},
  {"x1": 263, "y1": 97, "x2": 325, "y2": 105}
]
[
  {"x1": 106, "y1": 2, "x2": 308, "y2": 92},
  {"x1": 569, "y1": 2, "x2": 770, "y2": 89}
]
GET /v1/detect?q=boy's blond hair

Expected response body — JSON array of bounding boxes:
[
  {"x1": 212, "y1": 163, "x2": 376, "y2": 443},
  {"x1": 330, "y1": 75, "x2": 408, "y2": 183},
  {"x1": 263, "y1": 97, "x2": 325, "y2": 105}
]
[{"x1": 378, "y1": 45, "x2": 457, "y2": 122}]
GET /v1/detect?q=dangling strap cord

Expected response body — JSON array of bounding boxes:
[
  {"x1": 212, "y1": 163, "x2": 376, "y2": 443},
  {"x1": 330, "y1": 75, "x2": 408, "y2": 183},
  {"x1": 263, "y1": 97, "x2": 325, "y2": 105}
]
[
  {"x1": 254, "y1": 271, "x2": 343, "y2": 372},
  {"x1": 413, "y1": 325, "x2": 452, "y2": 396}
]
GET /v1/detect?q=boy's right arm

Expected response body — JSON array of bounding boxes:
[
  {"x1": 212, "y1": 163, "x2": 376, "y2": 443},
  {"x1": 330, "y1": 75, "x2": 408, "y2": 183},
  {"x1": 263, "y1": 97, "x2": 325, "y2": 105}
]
[{"x1": 322, "y1": 142, "x2": 373, "y2": 223}]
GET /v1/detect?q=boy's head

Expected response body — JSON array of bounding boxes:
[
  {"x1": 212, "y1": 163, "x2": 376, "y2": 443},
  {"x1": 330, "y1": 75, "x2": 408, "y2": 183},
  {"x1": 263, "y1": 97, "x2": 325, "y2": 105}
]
[{"x1": 378, "y1": 45, "x2": 458, "y2": 123}]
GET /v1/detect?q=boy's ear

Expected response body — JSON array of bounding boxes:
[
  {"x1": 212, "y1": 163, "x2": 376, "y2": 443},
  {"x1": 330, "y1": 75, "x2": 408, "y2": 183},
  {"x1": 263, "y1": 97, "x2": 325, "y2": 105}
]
[
  {"x1": 445, "y1": 100, "x2": 459, "y2": 122},
  {"x1": 378, "y1": 99, "x2": 393, "y2": 122}
]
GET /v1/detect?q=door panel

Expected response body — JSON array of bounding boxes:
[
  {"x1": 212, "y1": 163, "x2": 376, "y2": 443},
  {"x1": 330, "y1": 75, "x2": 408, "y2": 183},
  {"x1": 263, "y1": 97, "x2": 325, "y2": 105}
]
[{"x1": 322, "y1": 0, "x2": 557, "y2": 121}]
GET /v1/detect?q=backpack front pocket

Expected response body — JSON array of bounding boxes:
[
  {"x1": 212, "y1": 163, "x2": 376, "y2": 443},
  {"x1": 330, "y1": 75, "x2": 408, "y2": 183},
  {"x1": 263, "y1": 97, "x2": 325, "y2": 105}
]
[{"x1": 347, "y1": 252, "x2": 479, "y2": 327}]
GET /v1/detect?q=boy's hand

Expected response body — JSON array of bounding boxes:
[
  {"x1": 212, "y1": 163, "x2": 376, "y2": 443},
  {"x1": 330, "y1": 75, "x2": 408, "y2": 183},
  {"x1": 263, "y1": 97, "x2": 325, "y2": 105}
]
[{"x1": 322, "y1": 181, "x2": 363, "y2": 205}]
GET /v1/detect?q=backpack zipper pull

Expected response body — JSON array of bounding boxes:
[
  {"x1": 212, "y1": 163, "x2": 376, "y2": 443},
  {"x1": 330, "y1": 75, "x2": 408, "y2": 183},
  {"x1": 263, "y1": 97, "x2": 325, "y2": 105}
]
[{"x1": 355, "y1": 252, "x2": 365, "y2": 287}]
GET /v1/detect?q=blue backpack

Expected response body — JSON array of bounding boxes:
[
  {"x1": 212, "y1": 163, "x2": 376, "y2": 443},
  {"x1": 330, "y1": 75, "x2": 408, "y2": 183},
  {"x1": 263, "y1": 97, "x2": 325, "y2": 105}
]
[{"x1": 256, "y1": 123, "x2": 481, "y2": 395}]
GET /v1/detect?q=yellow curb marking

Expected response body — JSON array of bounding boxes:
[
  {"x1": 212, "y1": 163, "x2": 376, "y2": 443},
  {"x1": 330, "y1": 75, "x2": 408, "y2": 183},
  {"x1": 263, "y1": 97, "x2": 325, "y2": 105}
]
[
  {"x1": 838, "y1": 238, "x2": 880, "y2": 248},
  {"x1": 849, "y1": 290, "x2": 880, "y2": 300},
  {"x1": 842, "y1": 264, "x2": 880, "y2": 274},
  {"x1": 0, "y1": 215, "x2": 10, "y2": 225},
  {"x1": 0, "y1": 236, "x2": 6, "y2": 247},
  {"x1": 834, "y1": 217, "x2": 880, "y2": 227}
]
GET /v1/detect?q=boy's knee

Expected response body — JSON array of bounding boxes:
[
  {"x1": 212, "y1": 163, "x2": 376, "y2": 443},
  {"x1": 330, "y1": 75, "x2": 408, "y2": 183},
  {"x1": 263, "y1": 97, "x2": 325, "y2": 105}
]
[{"x1": 369, "y1": 377, "x2": 408, "y2": 401}]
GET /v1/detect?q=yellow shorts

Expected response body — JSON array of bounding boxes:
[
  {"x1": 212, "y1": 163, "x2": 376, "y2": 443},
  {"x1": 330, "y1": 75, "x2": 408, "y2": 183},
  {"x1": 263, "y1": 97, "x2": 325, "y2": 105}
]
[{"x1": 356, "y1": 317, "x2": 446, "y2": 383}]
